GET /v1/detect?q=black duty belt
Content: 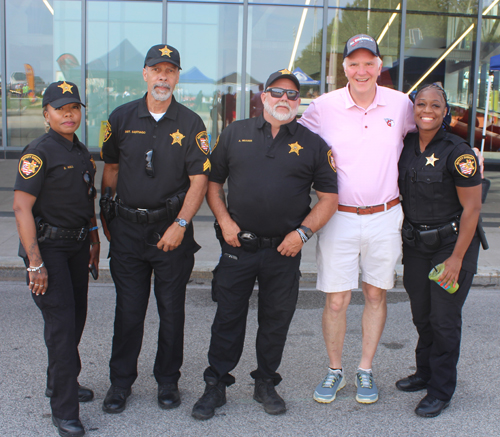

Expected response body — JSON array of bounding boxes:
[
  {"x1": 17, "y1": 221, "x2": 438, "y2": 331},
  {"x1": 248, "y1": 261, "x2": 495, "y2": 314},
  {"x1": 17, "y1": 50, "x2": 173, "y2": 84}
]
[
  {"x1": 116, "y1": 202, "x2": 168, "y2": 224},
  {"x1": 39, "y1": 224, "x2": 89, "y2": 242},
  {"x1": 415, "y1": 221, "x2": 459, "y2": 239},
  {"x1": 237, "y1": 231, "x2": 284, "y2": 252}
]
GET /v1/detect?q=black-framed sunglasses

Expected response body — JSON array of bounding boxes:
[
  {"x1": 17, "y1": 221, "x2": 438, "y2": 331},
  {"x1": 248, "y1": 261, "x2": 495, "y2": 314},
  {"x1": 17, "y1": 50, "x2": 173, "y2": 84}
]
[
  {"x1": 83, "y1": 171, "x2": 96, "y2": 200},
  {"x1": 265, "y1": 87, "x2": 300, "y2": 101},
  {"x1": 145, "y1": 149, "x2": 154, "y2": 178}
]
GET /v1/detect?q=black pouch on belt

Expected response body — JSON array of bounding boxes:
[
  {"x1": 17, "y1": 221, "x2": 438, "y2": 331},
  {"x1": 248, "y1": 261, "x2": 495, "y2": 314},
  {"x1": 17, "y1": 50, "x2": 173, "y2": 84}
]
[
  {"x1": 402, "y1": 220, "x2": 416, "y2": 247},
  {"x1": 237, "y1": 231, "x2": 259, "y2": 253},
  {"x1": 418, "y1": 229, "x2": 441, "y2": 249}
]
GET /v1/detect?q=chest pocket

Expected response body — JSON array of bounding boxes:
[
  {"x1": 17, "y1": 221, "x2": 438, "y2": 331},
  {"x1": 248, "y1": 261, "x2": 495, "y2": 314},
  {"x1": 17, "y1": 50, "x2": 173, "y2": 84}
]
[{"x1": 416, "y1": 171, "x2": 442, "y2": 184}]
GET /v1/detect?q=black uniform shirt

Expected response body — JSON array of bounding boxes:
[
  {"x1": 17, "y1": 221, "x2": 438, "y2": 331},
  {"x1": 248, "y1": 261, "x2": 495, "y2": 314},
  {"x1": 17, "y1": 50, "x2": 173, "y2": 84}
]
[
  {"x1": 210, "y1": 114, "x2": 338, "y2": 237},
  {"x1": 102, "y1": 94, "x2": 210, "y2": 209},
  {"x1": 14, "y1": 129, "x2": 96, "y2": 228},
  {"x1": 399, "y1": 130, "x2": 481, "y2": 225}
]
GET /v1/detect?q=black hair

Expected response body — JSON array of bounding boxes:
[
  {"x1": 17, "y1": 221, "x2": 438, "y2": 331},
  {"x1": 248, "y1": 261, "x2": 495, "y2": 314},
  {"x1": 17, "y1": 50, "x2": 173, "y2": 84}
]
[
  {"x1": 415, "y1": 83, "x2": 447, "y2": 104},
  {"x1": 414, "y1": 83, "x2": 451, "y2": 131}
]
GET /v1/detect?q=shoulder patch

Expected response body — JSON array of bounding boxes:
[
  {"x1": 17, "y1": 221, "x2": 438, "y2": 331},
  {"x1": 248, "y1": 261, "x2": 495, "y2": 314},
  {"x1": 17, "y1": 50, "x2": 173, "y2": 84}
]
[
  {"x1": 327, "y1": 150, "x2": 337, "y2": 172},
  {"x1": 196, "y1": 131, "x2": 210, "y2": 155},
  {"x1": 454, "y1": 154, "x2": 477, "y2": 178},
  {"x1": 102, "y1": 121, "x2": 112, "y2": 143},
  {"x1": 19, "y1": 154, "x2": 43, "y2": 179},
  {"x1": 211, "y1": 135, "x2": 220, "y2": 153}
]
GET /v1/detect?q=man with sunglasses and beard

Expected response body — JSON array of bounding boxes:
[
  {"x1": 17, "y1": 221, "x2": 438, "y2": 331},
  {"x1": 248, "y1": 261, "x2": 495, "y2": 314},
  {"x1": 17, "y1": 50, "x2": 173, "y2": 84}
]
[
  {"x1": 100, "y1": 44, "x2": 209, "y2": 414},
  {"x1": 191, "y1": 69, "x2": 338, "y2": 420}
]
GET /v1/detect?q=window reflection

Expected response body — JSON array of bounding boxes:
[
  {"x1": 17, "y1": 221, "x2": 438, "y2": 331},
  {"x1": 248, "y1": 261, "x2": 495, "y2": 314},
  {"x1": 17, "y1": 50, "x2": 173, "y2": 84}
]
[
  {"x1": 248, "y1": 5, "x2": 323, "y2": 118},
  {"x1": 167, "y1": 2, "x2": 241, "y2": 144},
  {"x1": 86, "y1": 1, "x2": 161, "y2": 148},
  {"x1": 6, "y1": 0, "x2": 81, "y2": 148}
]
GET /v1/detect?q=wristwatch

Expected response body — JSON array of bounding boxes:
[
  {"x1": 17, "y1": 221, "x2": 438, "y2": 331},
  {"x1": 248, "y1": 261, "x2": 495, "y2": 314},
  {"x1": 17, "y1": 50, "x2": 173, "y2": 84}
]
[
  {"x1": 299, "y1": 225, "x2": 313, "y2": 240},
  {"x1": 175, "y1": 218, "x2": 189, "y2": 228}
]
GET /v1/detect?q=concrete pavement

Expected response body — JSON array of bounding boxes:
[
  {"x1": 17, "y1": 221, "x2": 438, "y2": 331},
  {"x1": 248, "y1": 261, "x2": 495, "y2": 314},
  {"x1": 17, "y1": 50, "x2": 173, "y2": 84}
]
[{"x1": 0, "y1": 281, "x2": 499, "y2": 436}]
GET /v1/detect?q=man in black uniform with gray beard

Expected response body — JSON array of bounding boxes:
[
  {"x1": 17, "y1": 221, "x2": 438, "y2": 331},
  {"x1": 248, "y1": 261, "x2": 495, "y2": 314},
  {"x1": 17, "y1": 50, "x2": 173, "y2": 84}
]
[
  {"x1": 100, "y1": 44, "x2": 210, "y2": 414},
  {"x1": 191, "y1": 69, "x2": 339, "y2": 420}
]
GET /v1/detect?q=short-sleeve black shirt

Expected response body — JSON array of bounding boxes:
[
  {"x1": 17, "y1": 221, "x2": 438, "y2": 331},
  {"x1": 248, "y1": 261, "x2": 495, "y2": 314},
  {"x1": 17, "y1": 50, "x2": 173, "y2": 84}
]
[
  {"x1": 14, "y1": 129, "x2": 96, "y2": 228},
  {"x1": 101, "y1": 94, "x2": 210, "y2": 209},
  {"x1": 210, "y1": 114, "x2": 338, "y2": 237},
  {"x1": 399, "y1": 130, "x2": 481, "y2": 225}
]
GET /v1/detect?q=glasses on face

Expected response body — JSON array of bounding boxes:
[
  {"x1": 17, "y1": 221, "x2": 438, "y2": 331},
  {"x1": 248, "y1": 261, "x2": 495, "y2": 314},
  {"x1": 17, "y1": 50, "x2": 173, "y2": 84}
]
[
  {"x1": 145, "y1": 149, "x2": 154, "y2": 178},
  {"x1": 83, "y1": 171, "x2": 96, "y2": 200},
  {"x1": 265, "y1": 87, "x2": 300, "y2": 101}
]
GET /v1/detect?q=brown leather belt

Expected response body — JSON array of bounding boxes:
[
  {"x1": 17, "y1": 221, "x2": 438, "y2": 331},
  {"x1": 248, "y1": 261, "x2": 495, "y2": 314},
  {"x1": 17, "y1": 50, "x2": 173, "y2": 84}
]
[{"x1": 338, "y1": 197, "x2": 400, "y2": 215}]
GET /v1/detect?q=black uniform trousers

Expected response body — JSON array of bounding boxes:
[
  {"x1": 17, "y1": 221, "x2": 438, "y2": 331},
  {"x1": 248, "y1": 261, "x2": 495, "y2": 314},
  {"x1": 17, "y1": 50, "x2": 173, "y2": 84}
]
[
  {"x1": 108, "y1": 216, "x2": 197, "y2": 389},
  {"x1": 204, "y1": 242, "x2": 301, "y2": 386},
  {"x1": 33, "y1": 238, "x2": 90, "y2": 420},
  {"x1": 402, "y1": 234, "x2": 479, "y2": 402}
]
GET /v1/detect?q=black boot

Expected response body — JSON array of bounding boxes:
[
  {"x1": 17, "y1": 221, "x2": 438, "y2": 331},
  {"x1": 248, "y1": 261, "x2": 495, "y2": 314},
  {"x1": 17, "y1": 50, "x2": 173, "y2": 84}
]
[
  {"x1": 254, "y1": 378, "x2": 286, "y2": 415},
  {"x1": 191, "y1": 379, "x2": 226, "y2": 420}
]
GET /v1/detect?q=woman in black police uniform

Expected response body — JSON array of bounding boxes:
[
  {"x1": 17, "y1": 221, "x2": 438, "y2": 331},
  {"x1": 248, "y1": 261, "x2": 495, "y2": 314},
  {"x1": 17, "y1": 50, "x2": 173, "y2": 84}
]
[
  {"x1": 13, "y1": 81, "x2": 99, "y2": 437},
  {"x1": 396, "y1": 83, "x2": 482, "y2": 418}
]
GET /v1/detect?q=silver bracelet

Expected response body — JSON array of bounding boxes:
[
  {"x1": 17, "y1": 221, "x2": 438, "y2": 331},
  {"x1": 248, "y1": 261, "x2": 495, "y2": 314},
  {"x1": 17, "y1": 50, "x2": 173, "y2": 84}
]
[
  {"x1": 296, "y1": 228, "x2": 308, "y2": 243},
  {"x1": 27, "y1": 262, "x2": 44, "y2": 273}
]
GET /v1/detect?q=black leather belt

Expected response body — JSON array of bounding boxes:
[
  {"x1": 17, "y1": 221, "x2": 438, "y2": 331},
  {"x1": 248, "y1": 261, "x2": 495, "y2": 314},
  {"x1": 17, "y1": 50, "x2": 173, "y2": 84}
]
[
  {"x1": 40, "y1": 224, "x2": 89, "y2": 242},
  {"x1": 415, "y1": 221, "x2": 459, "y2": 239},
  {"x1": 237, "y1": 231, "x2": 284, "y2": 252},
  {"x1": 116, "y1": 202, "x2": 168, "y2": 224}
]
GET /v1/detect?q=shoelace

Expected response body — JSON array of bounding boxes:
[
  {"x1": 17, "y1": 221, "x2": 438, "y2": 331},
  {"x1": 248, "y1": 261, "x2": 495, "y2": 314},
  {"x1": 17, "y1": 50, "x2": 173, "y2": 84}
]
[
  {"x1": 357, "y1": 372, "x2": 373, "y2": 388},
  {"x1": 322, "y1": 370, "x2": 342, "y2": 388}
]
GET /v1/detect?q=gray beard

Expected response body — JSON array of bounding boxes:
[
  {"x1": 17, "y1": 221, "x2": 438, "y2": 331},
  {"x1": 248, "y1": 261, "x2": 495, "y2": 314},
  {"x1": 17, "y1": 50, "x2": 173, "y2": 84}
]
[
  {"x1": 263, "y1": 100, "x2": 298, "y2": 122},
  {"x1": 151, "y1": 84, "x2": 172, "y2": 101}
]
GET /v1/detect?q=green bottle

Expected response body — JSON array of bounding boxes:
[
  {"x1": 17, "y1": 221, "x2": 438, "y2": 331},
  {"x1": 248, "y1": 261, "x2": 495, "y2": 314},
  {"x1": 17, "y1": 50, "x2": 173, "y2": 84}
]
[{"x1": 428, "y1": 263, "x2": 459, "y2": 294}]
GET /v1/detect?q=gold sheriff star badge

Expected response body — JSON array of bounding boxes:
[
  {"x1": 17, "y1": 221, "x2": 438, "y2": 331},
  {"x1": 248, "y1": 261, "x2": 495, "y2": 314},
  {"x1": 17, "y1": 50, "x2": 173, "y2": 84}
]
[
  {"x1": 425, "y1": 153, "x2": 439, "y2": 167},
  {"x1": 289, "y1": 142, "x2": 303, "y2": 156},
  {"x1": 159, "y1": 46, "x2": 172, "y2": 57},
  {"x1": 279, "y1": 69, "x2": 292, "y2": 75},
  {"x1": 170, "y1": 129, "x2": 185, "y2": 145},
  {"x1": 58, "y1": 81, "x2": 73, "y2": 94}
]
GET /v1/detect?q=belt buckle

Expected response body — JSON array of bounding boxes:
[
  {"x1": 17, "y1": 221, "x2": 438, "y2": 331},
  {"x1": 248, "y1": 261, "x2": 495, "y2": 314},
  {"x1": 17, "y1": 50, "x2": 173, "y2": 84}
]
[
  {"x1": 420, "y1": 225, "x2": 430, "y2": 231},
  {"x1": 356, "y1": 206, "x2": 371, "y2": 215},
  {"x1": 136, "y1": 208, "x2": 148, "y2": 224},
  {"x1": 77, "y1": 227, "x2": 88, "y2": 241}
]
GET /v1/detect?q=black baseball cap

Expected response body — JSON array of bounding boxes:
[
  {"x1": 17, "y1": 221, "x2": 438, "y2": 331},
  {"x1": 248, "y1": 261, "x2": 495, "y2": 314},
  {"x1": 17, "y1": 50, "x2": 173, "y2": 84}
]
[
  {"x1": 42, "y1": 81, "x2": 85, "y2": 109},
  {"x1": 144, "y1": 44, "x2": 182, "y2": 70},
  {"x1": 265, "y1": 69, "x2": 300, "y2": 91},
  {"x1": 343, "y1": 34, "x2": 380, "y2": 59}
]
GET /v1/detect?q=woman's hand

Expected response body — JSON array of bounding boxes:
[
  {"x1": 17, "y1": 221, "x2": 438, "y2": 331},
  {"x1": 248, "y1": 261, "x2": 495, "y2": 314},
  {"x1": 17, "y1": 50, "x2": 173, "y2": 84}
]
[
  {"x1": 29, "y1": 265, "x2": 48, "y2": 295},
  {"x1": 438, "y1": 255, "x2": 462, "y2": 290}
]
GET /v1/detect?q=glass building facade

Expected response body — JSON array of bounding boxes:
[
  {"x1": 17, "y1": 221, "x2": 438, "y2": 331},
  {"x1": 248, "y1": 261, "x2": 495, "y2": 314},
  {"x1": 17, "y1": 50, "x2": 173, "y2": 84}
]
[{"x1": 2, "y1": 0, "x2": 500, "y2": 160}]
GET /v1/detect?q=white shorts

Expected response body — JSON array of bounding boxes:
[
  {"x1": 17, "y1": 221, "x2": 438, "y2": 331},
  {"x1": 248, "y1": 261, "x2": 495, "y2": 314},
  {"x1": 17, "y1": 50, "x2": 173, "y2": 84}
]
[{"x1": 316, "y1": 204, "x2": 403, "y2": 292}]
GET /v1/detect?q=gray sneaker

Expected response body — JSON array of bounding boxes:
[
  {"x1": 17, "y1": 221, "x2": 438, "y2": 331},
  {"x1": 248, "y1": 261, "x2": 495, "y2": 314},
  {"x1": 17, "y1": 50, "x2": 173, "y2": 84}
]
[
  {"x1": 313, "y1": 368, "x2": 346, "y2": 403},
  {"x1": 355, "y1": 370, "x2": 378, "y2": 404}
]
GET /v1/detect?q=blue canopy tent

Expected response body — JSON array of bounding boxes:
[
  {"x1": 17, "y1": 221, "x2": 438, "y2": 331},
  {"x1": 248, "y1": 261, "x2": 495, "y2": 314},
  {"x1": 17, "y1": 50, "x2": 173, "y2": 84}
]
[
  {"x1": 490, "y1": 53, "x2": 500, "y2": 71},
  {"x1": 292, "y1": 67, "x2": 320, "y2": 85},
  {"x1": 179, "y1": 67, "x2": 214, "y2": 84}
]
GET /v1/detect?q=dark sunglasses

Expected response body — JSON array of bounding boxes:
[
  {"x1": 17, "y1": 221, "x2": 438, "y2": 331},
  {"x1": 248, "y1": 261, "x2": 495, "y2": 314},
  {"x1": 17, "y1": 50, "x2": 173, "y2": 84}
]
[
  {"x1": 145, "y1": 149, "x2": 154, "y2": 178},
  {"x1": 83, "y1": 171, "x2": 96, "y2": 200},
  {"x1": 265, "y1": 87, "x2": 300, "y2": 101}
]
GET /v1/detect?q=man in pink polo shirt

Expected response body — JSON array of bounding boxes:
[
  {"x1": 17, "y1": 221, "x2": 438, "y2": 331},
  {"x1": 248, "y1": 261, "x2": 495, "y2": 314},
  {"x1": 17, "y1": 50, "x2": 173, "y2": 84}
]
[{"x1": 299, "y1": 34, "x2": 415, "y2": 404}]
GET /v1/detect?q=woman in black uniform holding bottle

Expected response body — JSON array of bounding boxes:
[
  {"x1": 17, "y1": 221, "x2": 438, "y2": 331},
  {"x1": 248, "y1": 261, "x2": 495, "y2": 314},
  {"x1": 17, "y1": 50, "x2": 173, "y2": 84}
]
[
  {"x1": 13, "y1": 81, "x2": 99, "y2": 437},
  {"x1": 396, "y1": 83, "x2": 482, "y2": 418}
]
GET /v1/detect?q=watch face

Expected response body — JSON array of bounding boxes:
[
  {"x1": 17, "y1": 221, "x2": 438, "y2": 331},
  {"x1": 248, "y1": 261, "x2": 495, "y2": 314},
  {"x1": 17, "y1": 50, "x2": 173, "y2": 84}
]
[{"x1": 176, "y1": 218, "x2": 188, "y2": 227}]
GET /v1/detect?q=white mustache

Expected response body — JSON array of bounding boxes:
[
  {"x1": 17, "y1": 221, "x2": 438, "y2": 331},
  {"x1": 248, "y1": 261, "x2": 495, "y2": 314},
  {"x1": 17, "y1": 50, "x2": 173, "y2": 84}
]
[{"x1": 153, "y1": 83, "x2": 172, "y2": 91}]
